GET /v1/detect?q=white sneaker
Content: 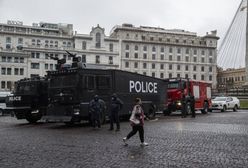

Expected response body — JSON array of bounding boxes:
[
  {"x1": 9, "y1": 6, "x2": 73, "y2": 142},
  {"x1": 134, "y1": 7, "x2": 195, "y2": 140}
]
[
  {"x1": 123, "y1": 137, "x2": 128, "y2": 145},
  {"x1": 140, "y1": 142, "x2": 149, "y2": 146}
]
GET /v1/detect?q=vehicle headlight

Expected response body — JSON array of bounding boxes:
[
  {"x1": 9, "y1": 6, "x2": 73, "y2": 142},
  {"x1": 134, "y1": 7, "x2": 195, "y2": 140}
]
[
  {"x1": 177, "y1": 102, "x2": 182, "y2": 106},
  {"x1": 31, "y1": 110, "x2": 39, "y2": 114},
  {"x1": 73, "y1": 108, "x2": 80, "y2": 115}
]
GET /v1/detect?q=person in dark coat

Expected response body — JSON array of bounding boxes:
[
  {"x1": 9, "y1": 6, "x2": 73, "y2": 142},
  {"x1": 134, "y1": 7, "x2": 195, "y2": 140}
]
[
  {"x1": 89, "y1": 95, "x2": 106, "y2": 128},
  {"x1": 181, "y1": 94, "x2": 187, "y2": 118},
  {"x1": 190, "y1": 95, "x2": 196, "y2": 118},
  {"x1": 109, "y1": 93, "x2": 123, "y2": 131}
]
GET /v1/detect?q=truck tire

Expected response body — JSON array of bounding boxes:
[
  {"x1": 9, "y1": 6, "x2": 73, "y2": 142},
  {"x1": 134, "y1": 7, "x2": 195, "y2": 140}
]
[
  {"x1": 233, "y1": 105, "x2": 238, "y2": 112},
  {"x1": 201, "y1": 102, "x2": 209, "y2": 114},
  {"x1": 25, "y1": 109, "x2": 42, "y2": 123},
  {"x1": 221, "y1": 105, "x2": 227, "y2": 112},
  {"x1": 65, "y1": 120, "x2": 75, "y2": 126},
  {"x1": 163, "y1": 109, "x2": 171, "y2": 116},
  {"x1": 147, "y1": 107, "x2": 156, "y2": 119},
  {"x1": 65, "y1": 116, "x2": 82, "y2": 125}
]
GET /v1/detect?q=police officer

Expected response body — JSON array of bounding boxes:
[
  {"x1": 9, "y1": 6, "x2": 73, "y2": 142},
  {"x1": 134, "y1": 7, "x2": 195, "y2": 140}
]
[
  {"x1": 190, "y1": 95, "x2": 196, "y2": 118},
  {"x1": 181, "y1": 94, "x2": 187, "y2": 118},
  {"x1": 109, "y1": 93, "x2": 123, "y2": 131},
  {"x1": 89, "y1": 95, "x2": 106, "y2": 129}
]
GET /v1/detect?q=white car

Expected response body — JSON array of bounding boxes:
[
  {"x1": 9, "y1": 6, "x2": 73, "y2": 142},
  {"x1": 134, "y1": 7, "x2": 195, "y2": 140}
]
[
  {"x1": 210, "y1": 96, "x2": 240, "y2": 112},
  {"x1": 0, "y1": 91, "x2": 12, "y2": 116}
]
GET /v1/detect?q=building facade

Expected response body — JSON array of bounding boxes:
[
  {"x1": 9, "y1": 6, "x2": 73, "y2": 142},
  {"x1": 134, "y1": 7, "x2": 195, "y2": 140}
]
[
  {"x1": 0, "y1": 21, "x2": 119, "y2": 91},
  {"x1": 73, "y1": 25, "x2": 119, "y2": 67},
  {"x1": 217, "y1": 67, "x2": 246, "y2": 92},
  {"x1": 0, "y1": 21, "x2": 75, "y2": 91},
  {"x1": 0, "y1": 21, "x2": 219, "y2": 91},
  {"x1": 110, "y1": 24, "x2": 219, "y2": 88}
]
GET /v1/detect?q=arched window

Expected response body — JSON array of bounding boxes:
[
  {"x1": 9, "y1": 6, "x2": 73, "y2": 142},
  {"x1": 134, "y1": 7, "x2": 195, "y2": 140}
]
[{"x1": 96, "y1": 33, "x2": 101, "y2": 48}]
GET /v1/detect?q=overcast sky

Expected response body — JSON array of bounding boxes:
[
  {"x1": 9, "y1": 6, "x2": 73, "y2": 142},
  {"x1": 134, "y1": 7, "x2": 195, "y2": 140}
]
[{"x1": 0, "y1": 0, "x2": 242, "y2": 45}]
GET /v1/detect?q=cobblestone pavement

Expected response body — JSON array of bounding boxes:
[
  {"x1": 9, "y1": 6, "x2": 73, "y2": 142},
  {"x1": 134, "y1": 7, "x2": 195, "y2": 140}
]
[{"x1": 0, "y1": 110, "x2": 248, "y2": 168}]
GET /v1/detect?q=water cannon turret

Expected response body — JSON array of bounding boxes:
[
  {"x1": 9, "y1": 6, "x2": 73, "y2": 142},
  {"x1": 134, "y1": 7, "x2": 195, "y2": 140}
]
[
  {"x1": 66, "y1": 50, "x2": 82, "y2": 68},
  {"x1": 47, "y1": 54, "x2": 66, "y2": 70}
]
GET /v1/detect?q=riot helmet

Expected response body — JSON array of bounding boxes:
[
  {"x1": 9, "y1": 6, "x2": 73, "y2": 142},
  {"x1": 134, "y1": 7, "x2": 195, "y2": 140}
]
[{"x1": 94, "y1": 95, "x2": 99, "y2": 101}]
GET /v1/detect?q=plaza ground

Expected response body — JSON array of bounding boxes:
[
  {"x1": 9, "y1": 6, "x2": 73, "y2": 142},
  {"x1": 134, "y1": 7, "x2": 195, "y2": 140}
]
[{"x1": 0, "y1": 110, "x2": 247, "y2": 168}]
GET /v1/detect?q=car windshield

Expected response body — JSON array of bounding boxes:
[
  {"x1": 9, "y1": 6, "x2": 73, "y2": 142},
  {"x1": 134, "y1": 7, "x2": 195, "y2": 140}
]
[
  {"x1": 14, "y1": 82, "x2": 37, "y2": 94},
  {"x1": 213, "y1": 97, "x2": 226, "y2": 101},
  {"x1": 0, "y1": 97, "x2": 6, "y2": 103},
  {"x1": 168, "y1": 82, "x2": 180, "y2": 89}
]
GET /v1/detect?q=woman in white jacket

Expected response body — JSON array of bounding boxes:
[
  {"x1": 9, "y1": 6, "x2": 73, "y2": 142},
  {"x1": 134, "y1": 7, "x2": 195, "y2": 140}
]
[{"x1": 123, "y1": 98, "x2": 148, "y2": 146}]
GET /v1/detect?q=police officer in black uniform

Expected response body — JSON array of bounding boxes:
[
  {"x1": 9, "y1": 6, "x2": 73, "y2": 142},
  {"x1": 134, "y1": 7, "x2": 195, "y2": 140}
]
[
  {"x1": 109, "y1": 93, "x2": 123, "y2": 131},
  {"x1": 181, "y1": 94, "x2": 187, "y2": 118},
  {"x1": 190, "y1": 95, "x2": 196, "y2": 118},
  {"x1": 89, "y1": 95, "x2": 105, "y2": 128}
]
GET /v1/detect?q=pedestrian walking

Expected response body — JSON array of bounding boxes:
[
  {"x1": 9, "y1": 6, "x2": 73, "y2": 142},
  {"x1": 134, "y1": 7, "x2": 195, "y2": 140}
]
[
  {"x1": 181, "y1": 94, "x2": 187, "y2": 118},
  {"x1": 190, "y1": 95, "x2": 196, "y2": 118},
  {"x1": 123, "y1": 98, "x2": 148, "y2": 146},
  {"x1": 89, "y1": 95, "x2": 106, "y2": 129},
  {"x1": 109, "y1": 93, "x2": 123, "y2": 131}
]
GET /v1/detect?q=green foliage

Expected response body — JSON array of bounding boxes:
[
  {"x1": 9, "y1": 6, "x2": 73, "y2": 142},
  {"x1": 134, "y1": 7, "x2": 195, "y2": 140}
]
[{"x1": 240, "y1": 100, "x2": 248, "y2": 108}]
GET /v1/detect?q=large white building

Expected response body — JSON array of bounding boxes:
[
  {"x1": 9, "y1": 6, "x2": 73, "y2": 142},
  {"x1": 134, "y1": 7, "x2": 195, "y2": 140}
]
[
  {"x1": 0, "y1": 21, "x2": 219, "y2": 91},
  {"x1": 73, "y1": 24, "x2": 119, "y2": 67},
  {"x1": 0, "y1": 21, "x2": 75, "y2": 91},
  {"x1": 110, "y1": 24, "x2": 219, "y2": 88}
]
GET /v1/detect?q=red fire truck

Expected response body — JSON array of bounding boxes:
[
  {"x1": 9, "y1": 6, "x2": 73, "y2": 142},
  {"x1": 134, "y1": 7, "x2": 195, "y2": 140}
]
[{"x1": 164, "y1": 78, "x2": 212, "y2": 115}]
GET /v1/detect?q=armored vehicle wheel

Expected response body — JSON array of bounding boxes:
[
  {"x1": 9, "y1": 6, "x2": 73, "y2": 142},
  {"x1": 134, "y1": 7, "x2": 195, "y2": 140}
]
[
  {"x1": 163, "y1": 109, "x2": 171, "y2": 116},
  {"x1": 65, "y1": 121, "x2": 75, "y2": 126},
  {"x1": 25, "y1": 109, "x2": 42, "y2": 123},
  {"x1": 201, "y1": 102, "x2": 209, "y2": 114},
  {"x1": 146, "y1": 107, "x2": 156, "y2": 119}
]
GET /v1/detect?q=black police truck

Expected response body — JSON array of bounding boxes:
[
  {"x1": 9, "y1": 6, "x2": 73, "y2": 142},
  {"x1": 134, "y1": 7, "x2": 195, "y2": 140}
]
[
  {"x1": 6, "y1": 76, "x2": 48, "y2": 123},
  {"x1": 43, "y1": 65, "x2": 167, "y2": 124}
]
